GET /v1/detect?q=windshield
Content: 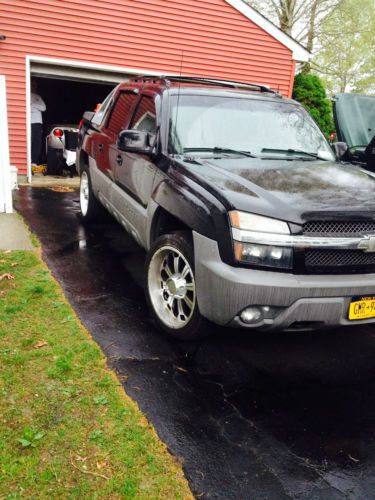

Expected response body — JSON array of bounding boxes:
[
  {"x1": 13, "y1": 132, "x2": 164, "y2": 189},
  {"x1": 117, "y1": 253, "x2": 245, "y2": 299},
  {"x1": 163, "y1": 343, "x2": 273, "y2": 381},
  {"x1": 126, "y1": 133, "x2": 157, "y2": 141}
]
[
  {"x1": 169, "y1": 95, "x2": 334, "y2": 160},
  {"x1": 334, "y1": 93, "x2": 375, "y2": 149}
]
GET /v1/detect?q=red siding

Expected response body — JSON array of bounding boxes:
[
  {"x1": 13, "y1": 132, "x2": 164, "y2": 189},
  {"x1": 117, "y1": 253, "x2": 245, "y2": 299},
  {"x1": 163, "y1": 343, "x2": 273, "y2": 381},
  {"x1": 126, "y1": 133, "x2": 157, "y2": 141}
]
[{"x1": 0, "y1": 0, "x2": 294, "y2": 174}]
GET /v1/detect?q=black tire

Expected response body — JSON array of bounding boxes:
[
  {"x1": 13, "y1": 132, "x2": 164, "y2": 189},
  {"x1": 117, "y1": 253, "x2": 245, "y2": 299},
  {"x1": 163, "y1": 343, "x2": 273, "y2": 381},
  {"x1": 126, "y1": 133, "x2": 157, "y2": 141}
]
[
  {"x1": 145, "y1": 232, "x2": 207, "y2": 340},
  {"x1": 46, "y1": 147, "x2": 65, "y2": 175},
  {"x1": 79, "y1": 165, "x2": 105, "y2": 222}
]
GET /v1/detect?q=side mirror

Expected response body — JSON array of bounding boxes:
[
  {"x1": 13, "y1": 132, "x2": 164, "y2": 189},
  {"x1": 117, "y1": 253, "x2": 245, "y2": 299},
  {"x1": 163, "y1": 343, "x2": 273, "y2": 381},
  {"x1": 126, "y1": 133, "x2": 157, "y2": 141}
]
[
  {"x1": 331, "y1": 141, "x2": 348, "y2": 161},
  {"x1": 117, "y1": 130, "x2": 153, "y2": 154}
]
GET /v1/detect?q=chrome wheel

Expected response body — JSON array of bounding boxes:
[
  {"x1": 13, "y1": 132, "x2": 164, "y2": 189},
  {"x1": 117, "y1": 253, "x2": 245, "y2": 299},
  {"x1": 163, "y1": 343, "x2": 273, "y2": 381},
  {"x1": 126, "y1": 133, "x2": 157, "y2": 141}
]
[
  {"x1": 148, "y1": 245, "x2": 196, "y2": 329},
  {"x1": 80, "y1": 171, "x2": 89, "y2": 216}
]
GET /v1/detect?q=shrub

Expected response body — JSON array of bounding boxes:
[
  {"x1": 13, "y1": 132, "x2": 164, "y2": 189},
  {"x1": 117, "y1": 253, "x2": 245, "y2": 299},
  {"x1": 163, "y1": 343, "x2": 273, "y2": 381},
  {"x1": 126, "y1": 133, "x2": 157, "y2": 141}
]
[{"x1": 292, "y1": 73, "x2": 334, "y2": 137}]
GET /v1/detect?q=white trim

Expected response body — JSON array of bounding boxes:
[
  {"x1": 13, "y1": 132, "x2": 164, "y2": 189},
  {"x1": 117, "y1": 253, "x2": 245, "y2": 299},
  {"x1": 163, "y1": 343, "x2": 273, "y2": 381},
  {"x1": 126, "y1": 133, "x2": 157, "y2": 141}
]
[
  {"x1": 27, "y1": 55, "x2": 163, "y2": 79},
  {"x1": 26, "y1": 55, "x2": 163, "y2": 181},
  {"x1": 0, "y1": 75, "x2": 13, "y2": 213},
  {"x1": 26, "y1": 58, "x2": 32, "y2": 182},
  {"x1": 224, "y1": 0, "x2": 310, "y2": 62}
]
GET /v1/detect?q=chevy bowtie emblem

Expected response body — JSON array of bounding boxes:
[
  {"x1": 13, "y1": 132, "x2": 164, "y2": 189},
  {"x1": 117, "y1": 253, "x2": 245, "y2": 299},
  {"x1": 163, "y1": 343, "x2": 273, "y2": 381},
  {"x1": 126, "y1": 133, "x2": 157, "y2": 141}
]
[{"x1": 358, "y1": 235, "x2": 375, "y2": 252}]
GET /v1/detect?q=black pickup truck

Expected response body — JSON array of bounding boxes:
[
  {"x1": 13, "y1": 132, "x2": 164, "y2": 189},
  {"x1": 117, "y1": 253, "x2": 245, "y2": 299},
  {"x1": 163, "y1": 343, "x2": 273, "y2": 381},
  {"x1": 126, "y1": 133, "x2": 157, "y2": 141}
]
[{"x1": 77, "y1": 76, "x2": 375, "y2": 339}]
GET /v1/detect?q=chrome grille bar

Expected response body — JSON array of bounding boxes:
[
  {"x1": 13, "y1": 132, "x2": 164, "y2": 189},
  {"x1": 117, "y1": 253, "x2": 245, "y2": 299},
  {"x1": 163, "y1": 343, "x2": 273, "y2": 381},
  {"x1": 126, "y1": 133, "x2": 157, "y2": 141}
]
[{"x1": 231, "y1": 228, "x2": 375, "y2": 250}]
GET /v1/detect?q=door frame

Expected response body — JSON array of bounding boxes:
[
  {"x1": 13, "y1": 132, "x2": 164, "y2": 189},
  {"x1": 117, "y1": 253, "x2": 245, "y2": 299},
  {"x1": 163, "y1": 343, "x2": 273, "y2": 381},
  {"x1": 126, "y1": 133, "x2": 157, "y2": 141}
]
[{"x1": 0, "y1": 75, "x2": 13, "y2": 213}]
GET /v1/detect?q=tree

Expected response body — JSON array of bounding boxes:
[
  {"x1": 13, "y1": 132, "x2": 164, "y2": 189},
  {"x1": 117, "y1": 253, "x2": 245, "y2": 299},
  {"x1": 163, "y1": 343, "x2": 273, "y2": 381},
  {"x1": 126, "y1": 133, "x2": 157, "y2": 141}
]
[
  {"x1": 313, "y1": 0, "x2": 375, "y2": 95},
  {"x1": 247, "y1": 0, "x2": 343, "y2": 70},
  {"x1": 292, "y1": 73, "x2": 334, "y2": 135}
]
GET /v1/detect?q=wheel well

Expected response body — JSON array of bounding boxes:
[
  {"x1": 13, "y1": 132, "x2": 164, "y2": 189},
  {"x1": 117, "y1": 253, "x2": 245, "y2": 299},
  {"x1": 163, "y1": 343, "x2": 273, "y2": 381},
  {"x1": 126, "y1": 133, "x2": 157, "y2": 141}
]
[{"x1": 151, "y1": 208, "x2": 190, "y2": 242}]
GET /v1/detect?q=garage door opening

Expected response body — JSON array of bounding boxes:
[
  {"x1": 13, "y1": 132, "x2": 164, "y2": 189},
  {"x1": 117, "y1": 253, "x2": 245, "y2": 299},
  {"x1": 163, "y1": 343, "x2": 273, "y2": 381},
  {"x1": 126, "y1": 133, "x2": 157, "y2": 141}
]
[{"x1": 31, "y1": 76, "x2": 115, "y2": 176}]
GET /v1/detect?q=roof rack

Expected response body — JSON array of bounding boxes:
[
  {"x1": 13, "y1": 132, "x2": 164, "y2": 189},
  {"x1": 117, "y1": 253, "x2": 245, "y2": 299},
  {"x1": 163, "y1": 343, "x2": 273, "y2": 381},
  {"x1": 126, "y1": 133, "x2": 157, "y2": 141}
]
[{"x1": 130, "y1": 75, "x2": 279, "y2": 94}]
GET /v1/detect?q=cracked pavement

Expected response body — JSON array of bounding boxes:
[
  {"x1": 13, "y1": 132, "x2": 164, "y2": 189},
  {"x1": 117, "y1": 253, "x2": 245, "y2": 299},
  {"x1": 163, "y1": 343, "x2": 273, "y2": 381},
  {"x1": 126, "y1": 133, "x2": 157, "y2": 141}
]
[{"x1": 15, "y1": 187, "x2": 375, "y2": 499}]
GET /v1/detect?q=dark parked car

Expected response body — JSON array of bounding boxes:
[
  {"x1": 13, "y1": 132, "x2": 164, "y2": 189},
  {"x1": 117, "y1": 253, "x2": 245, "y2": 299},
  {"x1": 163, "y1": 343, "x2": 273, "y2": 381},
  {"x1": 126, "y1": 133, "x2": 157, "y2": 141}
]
[
  {"x1": 77, "y1": 76, "x2": 375, "y2": 339},
  {"x1": 333, "y1": 93, "x2": 375, "y2": 170}
]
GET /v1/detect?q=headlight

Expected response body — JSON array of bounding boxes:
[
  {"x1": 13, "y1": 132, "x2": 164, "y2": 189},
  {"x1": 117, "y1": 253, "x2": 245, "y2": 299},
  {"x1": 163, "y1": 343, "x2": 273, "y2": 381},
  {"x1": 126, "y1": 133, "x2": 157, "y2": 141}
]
[
  {"x1": 230, "y1": 211, "x2": 293, "y2": 269},
  {"x1": 229, "y1": 211, "x2": 290, "y2": 234},
  {"x1": 233, "y1": 242, "x2": 293, "y2": 269}
]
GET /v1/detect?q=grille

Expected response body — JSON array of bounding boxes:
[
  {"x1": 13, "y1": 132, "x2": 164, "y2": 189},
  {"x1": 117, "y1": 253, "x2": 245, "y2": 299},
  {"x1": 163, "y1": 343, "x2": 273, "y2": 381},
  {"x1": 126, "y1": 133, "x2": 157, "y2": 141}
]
[
  {"x1": 305, "y1": 249, "x2": 375, "y2": 272},
  {"x1": 303, "y1": 220, "x2": 375, "y2": 237}
]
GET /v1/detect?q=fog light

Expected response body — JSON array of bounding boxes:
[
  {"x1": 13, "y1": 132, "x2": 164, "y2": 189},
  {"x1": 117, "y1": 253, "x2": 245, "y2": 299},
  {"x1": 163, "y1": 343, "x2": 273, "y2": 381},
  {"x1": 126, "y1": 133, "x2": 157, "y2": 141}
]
[{"x1": 240, "y1": 307, "x2": 263, "y2": 324}]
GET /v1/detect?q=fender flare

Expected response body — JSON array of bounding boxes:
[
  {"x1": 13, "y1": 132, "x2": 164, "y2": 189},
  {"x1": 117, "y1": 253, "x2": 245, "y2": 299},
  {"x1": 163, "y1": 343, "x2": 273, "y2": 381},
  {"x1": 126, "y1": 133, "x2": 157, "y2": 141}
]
[{"x1": 151, "y1": 179, "x2": 220, "y2": 240}]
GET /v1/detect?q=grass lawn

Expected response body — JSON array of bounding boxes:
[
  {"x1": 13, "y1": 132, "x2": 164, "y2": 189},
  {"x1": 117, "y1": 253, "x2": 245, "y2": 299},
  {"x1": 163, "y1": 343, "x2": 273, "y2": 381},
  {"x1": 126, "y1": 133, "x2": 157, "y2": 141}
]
[{"x1": 0, "y1": 250, "x2": 192, "y2": 499}]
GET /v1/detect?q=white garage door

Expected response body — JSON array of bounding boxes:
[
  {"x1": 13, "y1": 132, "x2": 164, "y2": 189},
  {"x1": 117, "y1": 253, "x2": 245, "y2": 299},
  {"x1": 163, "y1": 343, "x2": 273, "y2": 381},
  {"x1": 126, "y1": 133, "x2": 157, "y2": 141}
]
[{"x1": 30, "y1": 61, "x2": 131, "y2": 84}]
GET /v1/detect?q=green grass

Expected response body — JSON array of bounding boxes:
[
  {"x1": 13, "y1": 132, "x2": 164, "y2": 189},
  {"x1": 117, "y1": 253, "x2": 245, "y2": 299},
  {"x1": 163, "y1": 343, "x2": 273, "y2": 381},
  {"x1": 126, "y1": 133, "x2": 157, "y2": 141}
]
[{"x1": 0, "y1": 250, "x2": 192, "y2": 499}]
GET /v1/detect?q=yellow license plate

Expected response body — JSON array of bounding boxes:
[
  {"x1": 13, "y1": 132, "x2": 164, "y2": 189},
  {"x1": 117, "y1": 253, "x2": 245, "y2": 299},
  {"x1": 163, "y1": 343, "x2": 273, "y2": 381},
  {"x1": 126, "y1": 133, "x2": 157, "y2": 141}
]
[{"x1": 348, "y1": 296, "x2": 375, "y2": 320}]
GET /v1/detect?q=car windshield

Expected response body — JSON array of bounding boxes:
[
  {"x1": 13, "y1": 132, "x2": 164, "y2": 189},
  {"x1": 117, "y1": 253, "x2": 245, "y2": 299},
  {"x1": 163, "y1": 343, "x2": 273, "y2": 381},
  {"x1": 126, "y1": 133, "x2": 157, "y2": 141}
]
[
  {"x1": 334, "y1": 93, "x2": 375, "y2": 149},
  {"x1": 168, "y1": 95, "x2": 335, "y2": 161}
]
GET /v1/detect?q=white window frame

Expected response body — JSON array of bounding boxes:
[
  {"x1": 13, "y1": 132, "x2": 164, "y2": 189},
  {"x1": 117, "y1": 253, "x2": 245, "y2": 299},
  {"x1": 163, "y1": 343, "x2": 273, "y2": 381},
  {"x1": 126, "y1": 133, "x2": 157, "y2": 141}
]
[{"x1": 0, "y1": 75, "x2": 13, "y2": 213}]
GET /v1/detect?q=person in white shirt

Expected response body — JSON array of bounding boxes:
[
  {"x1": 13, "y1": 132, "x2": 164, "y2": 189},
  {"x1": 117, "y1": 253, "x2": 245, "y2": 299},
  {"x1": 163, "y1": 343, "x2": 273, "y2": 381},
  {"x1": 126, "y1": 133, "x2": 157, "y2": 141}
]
[{"x1": 30, "y1": 79, "x2": 46, "y2": 166}]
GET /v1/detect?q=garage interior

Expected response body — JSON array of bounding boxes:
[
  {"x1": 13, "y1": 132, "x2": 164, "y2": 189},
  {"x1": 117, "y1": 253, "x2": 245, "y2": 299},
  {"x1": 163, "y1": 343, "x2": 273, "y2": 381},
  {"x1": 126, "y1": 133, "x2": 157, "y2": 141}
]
[
  {"x1": 36, "y1": 77, "x2": 114, "y2": 132},
  {"x1": 30, "y1": 62, "x2": 129, "y2": 176}
]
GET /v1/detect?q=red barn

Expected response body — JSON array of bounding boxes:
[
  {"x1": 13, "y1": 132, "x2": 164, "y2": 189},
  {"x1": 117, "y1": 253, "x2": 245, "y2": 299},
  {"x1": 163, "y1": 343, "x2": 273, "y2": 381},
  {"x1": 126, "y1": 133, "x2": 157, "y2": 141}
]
[{"x1": 0, "y1": 0, "x2": 309, "y2": 180}]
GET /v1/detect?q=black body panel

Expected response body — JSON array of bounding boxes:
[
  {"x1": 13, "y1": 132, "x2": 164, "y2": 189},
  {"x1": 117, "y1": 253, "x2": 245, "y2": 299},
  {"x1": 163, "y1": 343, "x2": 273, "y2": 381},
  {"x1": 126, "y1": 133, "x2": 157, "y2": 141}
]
[
  {"x1": 77, "y1": 77, "x2": 375, "y2": 275},
  {"x1": 173, "y1": 157, "x2": 375, "y2": 225}
]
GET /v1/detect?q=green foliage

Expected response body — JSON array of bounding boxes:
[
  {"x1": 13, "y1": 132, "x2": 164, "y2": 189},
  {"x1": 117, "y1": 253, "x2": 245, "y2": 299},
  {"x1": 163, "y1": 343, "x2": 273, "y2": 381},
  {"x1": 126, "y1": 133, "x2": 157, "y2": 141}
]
[
  {"x1": 88, "y1": 429, "x2": 104, "y2": 441},
  {"x1": 93, "y1": 395, "x2": 109, "y2": 405},
  {"x1": 17, "y1": 429, "x2": 44, "y2": 448},
  {"x1": 314, "y1": 0, "x2": 375, "y2": 95},
  {"x1": 0, "y1": 250, "x2": 192, "y2": 499},
  {"x1": 293, "y1": 73, "x2": 334, "y2": 136}
]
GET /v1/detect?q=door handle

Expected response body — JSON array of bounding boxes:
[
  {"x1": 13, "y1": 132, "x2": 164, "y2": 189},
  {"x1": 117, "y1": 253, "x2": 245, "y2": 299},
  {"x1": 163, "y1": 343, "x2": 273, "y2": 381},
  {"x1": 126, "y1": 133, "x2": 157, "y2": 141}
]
[
  {"x1": 116, "y1": 155, "x2": 123, "y2": 166},
  {"x1": 98, "y1": 143, "x2": 104, "y2": 152}
]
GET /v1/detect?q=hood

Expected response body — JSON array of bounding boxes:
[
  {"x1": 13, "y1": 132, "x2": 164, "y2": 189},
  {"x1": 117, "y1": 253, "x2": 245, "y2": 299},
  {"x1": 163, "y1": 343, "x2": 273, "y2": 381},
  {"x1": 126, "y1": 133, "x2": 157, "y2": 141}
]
[
  {"x1": 180, "y1": 156, "x2": 375, "y2": 224},
  {"x1": 333, "y1": 93, "x2": 375, "y2": 148}
]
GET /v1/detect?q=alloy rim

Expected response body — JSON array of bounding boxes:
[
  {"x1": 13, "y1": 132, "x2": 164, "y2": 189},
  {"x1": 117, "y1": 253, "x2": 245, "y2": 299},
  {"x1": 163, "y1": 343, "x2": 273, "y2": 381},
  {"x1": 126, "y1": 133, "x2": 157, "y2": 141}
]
[
  {"x1": 148, "y1": 245, "x2": 196, "y2": 329},
  {"x1": 80, "y1": 171, "x2": 89, "y2": 216}
]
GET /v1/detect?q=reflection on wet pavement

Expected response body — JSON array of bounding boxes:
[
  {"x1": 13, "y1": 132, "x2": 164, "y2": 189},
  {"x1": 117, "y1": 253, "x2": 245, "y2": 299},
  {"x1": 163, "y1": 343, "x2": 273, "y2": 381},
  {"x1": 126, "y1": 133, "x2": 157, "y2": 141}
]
[{"x1": 15, "y1": 187, "x2": 375, "y2": 499}]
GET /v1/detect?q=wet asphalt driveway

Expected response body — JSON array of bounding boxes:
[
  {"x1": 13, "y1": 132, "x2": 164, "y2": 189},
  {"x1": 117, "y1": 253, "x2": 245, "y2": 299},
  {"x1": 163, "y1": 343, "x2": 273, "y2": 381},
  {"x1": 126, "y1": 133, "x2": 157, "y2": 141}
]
[{"x1": 15, "y1": 187, "x2": 375, "y2": 499}]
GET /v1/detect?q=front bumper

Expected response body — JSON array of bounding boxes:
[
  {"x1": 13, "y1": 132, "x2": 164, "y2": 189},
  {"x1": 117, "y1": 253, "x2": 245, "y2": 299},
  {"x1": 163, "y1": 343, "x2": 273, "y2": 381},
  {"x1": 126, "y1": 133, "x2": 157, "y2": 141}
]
[{"x1": 193, "y1": 232, "x2": 375, "y2": 330}]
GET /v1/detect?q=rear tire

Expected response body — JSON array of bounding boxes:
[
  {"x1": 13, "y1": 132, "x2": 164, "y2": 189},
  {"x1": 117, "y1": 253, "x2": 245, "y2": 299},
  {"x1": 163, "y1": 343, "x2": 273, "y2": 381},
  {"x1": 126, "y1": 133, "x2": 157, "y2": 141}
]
[
  {"x1": 145, "y1": 232, "x2": 207, "y2": 340},
  {"x1": 79, "y1": 166, "x2": 105, "y2": 222},
  {"x1": 46, "y1": 147, "x2": 65, "y2": 175}
]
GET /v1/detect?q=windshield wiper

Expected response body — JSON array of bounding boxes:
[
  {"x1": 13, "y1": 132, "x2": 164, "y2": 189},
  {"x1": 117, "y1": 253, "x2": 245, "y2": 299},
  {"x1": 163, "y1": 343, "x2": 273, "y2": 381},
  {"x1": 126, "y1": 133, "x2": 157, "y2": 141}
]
[
  {"x1": 261, "y1": 148, "x2": 325, "y2": 160},
  {"x1": 183, "y1": 147, "x2": 256, "y2": 158}
]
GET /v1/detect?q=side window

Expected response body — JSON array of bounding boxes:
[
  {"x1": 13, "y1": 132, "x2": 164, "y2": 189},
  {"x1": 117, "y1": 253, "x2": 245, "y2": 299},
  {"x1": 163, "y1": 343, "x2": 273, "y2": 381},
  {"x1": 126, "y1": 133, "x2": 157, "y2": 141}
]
[
  {"x1": 130, "y1": 96, "x2": 157, "y2": 138},
  {"x1": 106, "y1": 92, "x2": 138, "y2": 135}
]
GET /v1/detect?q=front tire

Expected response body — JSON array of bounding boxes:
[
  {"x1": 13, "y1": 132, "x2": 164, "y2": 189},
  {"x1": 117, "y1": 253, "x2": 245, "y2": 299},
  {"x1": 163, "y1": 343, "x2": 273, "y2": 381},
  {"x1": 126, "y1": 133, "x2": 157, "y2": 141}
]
[
  {"x1": 145, "y1": 232, "x2": 206, "y2": 340},
  {"x1": 79, "y1": 166, "x2": 104, "y2": 222}
]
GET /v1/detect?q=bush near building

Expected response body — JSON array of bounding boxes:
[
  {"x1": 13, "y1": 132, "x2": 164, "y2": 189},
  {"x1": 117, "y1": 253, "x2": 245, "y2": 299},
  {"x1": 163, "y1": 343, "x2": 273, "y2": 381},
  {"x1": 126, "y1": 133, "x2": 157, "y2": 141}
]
[{"x1": 292, "y1": 73, "x2": 334, "y2": 137}]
